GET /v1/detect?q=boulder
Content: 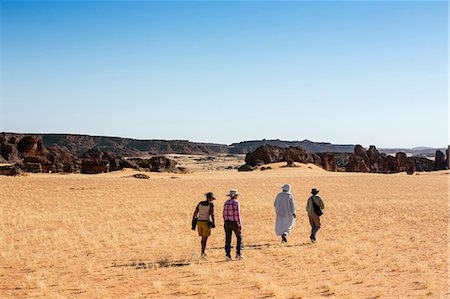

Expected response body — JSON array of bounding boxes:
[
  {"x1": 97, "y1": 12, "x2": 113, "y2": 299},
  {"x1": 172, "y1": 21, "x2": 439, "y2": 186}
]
[
  {"x1": 81, "y1": 159, "x2": 109, "y2": 174},
  {"x1": 0, "y1": 165, "x2": 22, "y2": 176},
  {"x1": 245, "y1": 145, "x2": 284, "y2": 166},
  {"x1": 405, "y1": 159, "x2": 415, "y2": 175},
  {"x1": 318, "y1": 153, "x2": 337, "y2": 171},
  {"x1": 23, "y1": 156, "x2": 53, "y2": 173},
  {"x1": 345, "y1": 154, "x2": 370, "y2": 172},
  {"x1": 366, "y1": 145, "x2": 383, "y2": 172},
  {"x1": 1, "y1": 137, "x2": 20, "y2": 162},
  {"x1": 434, "y1": 150, "x2": 447, "y2": 170},
  {"x1": 283, "y1": 147, "x2": 322, "y2": 166},
  {"x1": 409, "y1": 157, "x2": 434, "y2": 172},
  {"x1": 17, "y1": 136, "x2": 45, "y2": 157},
  {"x1": 354, "y1": 145, "x2": 369, "y2": 162},
  {"x1": 395, "y1": 152, "x2": 408, "y2": 172},
  {"x1": 382, "y1": 155, "x2": 398, "y2": 174},
  {"x1": 24, "y1": 162, "x2": 43, "y2": 173},
  {"x1": 238, "y1": 164, "x2": 256, "y2": 172},
  {"x1": 148, "y1": 156, "x2": 177, "y2": 172},
  {"x1": 447, "y1": 146, "x2": 450, "y2": 169},
  {"x1": 133, "y1": 173, "x2": 150, "y2": 179}
]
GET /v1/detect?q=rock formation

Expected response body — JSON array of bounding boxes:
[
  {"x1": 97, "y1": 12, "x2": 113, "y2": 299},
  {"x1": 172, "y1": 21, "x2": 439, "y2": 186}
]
[{"x1": 434, "y1": 150, "x2": 447, "y2": 170}]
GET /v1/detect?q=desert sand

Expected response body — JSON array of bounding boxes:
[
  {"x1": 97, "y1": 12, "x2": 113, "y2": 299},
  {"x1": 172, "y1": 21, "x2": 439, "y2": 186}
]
[{"x1": 1, "y1": 163, "x2": 448, "y2": 298}]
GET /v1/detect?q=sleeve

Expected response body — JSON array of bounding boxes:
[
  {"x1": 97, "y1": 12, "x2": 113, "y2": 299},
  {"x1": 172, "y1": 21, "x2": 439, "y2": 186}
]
[
  {"x1": 306, "y1": 197, "x2": 311, "y2": 213},
  {"x1": 236, "y1": 202, "x2": 242, "y2": 226},
  {"x1": 193, "y1": 203, "x2": 199, "y2": 219},
  {"x1": 317, "y1": 196, "x2": 324, "y2": 209},
  {"x1": 290, "y1": 195, "x2": 296, "y2": 214}
]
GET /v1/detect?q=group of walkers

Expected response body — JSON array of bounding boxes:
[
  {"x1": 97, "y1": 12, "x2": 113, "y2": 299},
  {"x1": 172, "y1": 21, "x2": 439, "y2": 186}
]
[{"x1": 191, "y1": 185, "x2": 325, "y2": 260}]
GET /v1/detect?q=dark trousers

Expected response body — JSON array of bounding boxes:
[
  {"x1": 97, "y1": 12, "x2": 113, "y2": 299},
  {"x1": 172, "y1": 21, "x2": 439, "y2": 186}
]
[
  {"x1": 224, "y1": 220, "x2": 242, "y2": 256},
  {"x1": 309, "y1": 213, "x2": 321, "y2": 238}
]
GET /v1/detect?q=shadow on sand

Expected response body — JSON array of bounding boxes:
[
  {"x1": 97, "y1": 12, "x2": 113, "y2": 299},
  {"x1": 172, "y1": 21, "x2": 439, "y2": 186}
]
[{"x1": 109, "y1": 242, "x2": 311, "y2": 270}]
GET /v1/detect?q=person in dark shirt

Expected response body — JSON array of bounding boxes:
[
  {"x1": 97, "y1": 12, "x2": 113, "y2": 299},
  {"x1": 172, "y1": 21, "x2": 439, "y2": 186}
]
[{"x1": 192, "y1": 192, "x2": 216, "y2": 257}]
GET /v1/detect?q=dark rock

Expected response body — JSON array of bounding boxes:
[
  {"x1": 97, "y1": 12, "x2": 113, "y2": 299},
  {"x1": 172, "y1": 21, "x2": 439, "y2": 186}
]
[
  {"x1": 148, "y1": 156, "x2": 177, "y2": 172},
  {"x1": 345, "y1": 154, "x2": 370, "y2": 172},
  {"x1": 366, "y1": 145, "x2": 383, "y2": 172},
  {"x1": 409, "y1": 157, "x2": 434, "y2": 172},
  {"x1": 0, "y1": 165, "x2": 22, "y2": 176},
  {"x1": 405, "y1": 159, "x2": 415, "y2": 175},
  {"x1": 395, "y1": 152, "x2": 408, "y2": 172},
  {"x1": 318, "y1": 153, "x2": 337, "y2": 171},
  {"x1": 1, "y1": 136, "x2": 20, "y2": 162},
  {"x1": 177, "y1": 167, "x2": 189, "y2": 174},
  {"x1": 238, "y1": 164, "x2": 256, "y2": 172},
  {"x1": 24, "y1": 162, "x2": 43, "y2": 173},
  {"x1": 245, "y1": 145, "x2": 284, "y2": 166},
  {"x1": 133, "y1": 173, "x2": 150, "y2": 179},
  {"x1": 17, "y1": 136, "x2": 44, "y2": 157},
  {"x1": 81, "y1": 159, "x2": 109, "y2": 174},
  {"x1": 382, "y1": 155, "x2": 398, "y2": 174},
  {"x1": 434, "y1": 150, "x2": 447, "y2": 170},
  {"x1": 354, "y1": 145, "x2": 369, "y2": 162},
  {"x1": 446, "y1": 146, "x2": 450, "y2": 169},
  {"x1": 284, "y1": 147, "x2": 322, "y2": 166}
]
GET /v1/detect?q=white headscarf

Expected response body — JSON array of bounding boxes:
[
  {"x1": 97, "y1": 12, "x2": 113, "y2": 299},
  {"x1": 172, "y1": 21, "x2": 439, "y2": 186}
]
[{"x1": 281, "y1": 184, "x2": 291, "y2": 193}]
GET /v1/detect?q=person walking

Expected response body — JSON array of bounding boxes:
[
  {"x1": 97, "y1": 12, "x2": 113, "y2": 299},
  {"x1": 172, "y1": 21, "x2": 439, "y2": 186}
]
[
  {"x1": 274, "y1": 184, "x2": 296, "y2": 243},
  {"x1": 306, "y1": 188, "x2": 324, "y2": 242},
  {"x1": 223, "y1": 189, "x2": 242, "y2": 260},
  {"x1": 192, "y1": 192, "x2": 216, "y2": 258}
]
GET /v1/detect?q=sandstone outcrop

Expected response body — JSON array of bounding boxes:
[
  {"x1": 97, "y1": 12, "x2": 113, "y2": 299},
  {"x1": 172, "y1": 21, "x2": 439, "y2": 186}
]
[
  {"x1": 0, "y1": 165, "x2": 22, "y2": 176},
  {"x1": 434, "y1": 150, "x2": 447, "y2": 170},
  {"x1": 318, "y1": 153, "x2": 337, "y2": 171}
]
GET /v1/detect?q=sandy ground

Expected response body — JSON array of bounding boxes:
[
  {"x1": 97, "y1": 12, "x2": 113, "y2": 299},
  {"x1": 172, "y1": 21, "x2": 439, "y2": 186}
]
[{"x1": 1, "y1": 163, "x2": 448, "y2": 298}]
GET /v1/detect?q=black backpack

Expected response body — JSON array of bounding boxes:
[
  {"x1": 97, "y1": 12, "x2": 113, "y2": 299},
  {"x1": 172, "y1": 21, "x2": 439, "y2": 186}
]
[{"x1": 311, "y1": 197, "x2": 323, "y2": 216}]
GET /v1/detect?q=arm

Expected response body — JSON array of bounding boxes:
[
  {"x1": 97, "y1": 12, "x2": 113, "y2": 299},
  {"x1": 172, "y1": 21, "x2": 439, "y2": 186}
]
[
  {"x1": 236, "y1": 202, "x2": 242, "y2": 228},
  {"x1": 314, "y1": 196, "x2": 324, "y2": 209},
  {"x1": 192, "y1": 204, "x2": 199, "y2": 220},
  {"x1": 209, "y1": 203, "x2": 215, "y2": 227},
  {"x1": 290, "y1": 195, "x2": 296, "y2": 218}
]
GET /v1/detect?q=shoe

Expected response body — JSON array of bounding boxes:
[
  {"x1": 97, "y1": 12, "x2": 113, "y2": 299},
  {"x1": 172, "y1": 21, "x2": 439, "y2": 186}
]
[
  {"x1": 282, "y1": 234, "x2": 287, "y2": 243},
  {"x1": 310, "y1": 234, "x2": 316, "y2": 243},
  {"x1": 226, "y1": 254, "x2": 232, "y2": 261},
  {"x1": 236, "y1": 254, "x2": 243, "y2": 260},
  {"x1": 201, "y1": 253, "x2": 207, "y2": 258}
]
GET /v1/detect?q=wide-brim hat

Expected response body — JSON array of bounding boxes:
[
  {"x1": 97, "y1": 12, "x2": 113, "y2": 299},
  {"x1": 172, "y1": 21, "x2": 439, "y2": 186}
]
[
  {"x1": 227, "y1": 189, "x2": 239, "y2": 197},
  {"x1": 311, "y1": 188, "x2": 319, "y2": 195},
  {"x1": 205, "y1": 192, "x2": 216, "y2": 200}
]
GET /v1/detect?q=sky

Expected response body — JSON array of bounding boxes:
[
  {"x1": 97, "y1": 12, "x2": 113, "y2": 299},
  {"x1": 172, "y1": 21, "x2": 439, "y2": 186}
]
[{"x1": 1, "y1": 1, "x2": 448, "y2": 148}]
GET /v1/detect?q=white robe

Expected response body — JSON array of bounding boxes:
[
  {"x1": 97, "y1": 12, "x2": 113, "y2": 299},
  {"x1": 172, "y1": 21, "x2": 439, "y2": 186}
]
[{"x1": 274, "y1": 191, "x2": 296, "y2": 236}]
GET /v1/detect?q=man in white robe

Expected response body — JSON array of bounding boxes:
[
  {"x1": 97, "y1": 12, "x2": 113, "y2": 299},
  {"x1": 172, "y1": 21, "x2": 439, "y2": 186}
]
[{"x1": 274, "y1": 184, "x2": 296, "y2": 243}]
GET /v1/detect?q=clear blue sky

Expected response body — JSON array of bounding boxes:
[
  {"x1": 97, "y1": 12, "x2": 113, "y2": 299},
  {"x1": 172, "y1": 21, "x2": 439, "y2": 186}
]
[{"x1": 1, "y1": 1, "x2": 448, "y2": 147}]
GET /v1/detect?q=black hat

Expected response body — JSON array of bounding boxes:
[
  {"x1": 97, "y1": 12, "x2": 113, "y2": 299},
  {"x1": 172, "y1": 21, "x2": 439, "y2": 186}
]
[{"x1": 311, "y1": 188, "x2": 319, "y2": 195}]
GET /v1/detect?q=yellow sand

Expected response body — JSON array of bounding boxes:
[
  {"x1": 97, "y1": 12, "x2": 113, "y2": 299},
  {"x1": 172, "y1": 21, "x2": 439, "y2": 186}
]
[{"x1": 1, "y1": 164, "x2": 448, "y2": 298}]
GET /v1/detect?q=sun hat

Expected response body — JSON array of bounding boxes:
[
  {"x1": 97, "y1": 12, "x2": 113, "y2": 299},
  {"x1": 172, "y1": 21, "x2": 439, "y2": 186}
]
[
  {"x1": 311, "y1": 188, "x2": 319, "y2": 195},
  {"x1": 227, "y1": 189, "x2": 239, "y2": 197},
  {"x1": 205, "y1": 192, "x2": 215, "y2": 200}
]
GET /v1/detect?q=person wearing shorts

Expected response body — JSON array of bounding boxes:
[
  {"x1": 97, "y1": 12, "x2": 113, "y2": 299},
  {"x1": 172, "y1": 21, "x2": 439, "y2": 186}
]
[{"x1": 192, "y1": 192, "x2": 216, "y2": 257}]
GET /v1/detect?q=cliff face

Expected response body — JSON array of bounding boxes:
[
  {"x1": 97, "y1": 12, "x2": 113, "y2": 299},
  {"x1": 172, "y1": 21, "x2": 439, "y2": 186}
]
[
  {"x1": 33, "y1": 134, "x2": 229, "y2": 156},
  {"x1": 229, "y1": 139, "x2": 354, "y2": 154}
]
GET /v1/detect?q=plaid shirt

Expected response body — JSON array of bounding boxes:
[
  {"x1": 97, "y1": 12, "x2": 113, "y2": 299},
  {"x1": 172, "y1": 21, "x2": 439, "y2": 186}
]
[{"x1": 223, "y1": 199, "x2": 241, "y2": 225}]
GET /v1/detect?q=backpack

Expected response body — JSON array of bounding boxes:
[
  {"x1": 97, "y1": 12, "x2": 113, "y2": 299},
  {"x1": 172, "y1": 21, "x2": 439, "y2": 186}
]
[{"x1": 311, "y1": 197, "x2": 323, "y2": 216}]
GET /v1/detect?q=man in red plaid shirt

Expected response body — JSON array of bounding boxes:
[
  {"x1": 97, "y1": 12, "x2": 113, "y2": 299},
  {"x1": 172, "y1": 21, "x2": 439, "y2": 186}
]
[{"x1": 223, "y1": 189, "x2": 242, "y2": 260}]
